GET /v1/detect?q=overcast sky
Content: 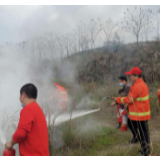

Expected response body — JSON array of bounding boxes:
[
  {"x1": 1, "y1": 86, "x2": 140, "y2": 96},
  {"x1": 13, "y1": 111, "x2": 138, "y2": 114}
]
[{"x1": 0, "y1": 5, "x2": 160, "y2": 45}]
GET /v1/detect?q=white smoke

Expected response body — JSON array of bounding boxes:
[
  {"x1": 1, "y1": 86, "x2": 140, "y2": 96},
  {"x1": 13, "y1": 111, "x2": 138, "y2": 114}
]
[
  {"x1": 0, "y1": 45, "x2": 32, "y2": 155},
  {"x1": 0, "y1": 129, "x2": 6, "y2": 145},
  {"x1": 0, "y1": 41, "x2": 102, "y2": 154}
]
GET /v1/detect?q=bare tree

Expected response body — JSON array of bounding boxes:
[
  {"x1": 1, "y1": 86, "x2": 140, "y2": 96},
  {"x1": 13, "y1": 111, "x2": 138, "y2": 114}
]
[
  {"x1": 46, "y1": 32, "x2": 58, "y2": 59},
  {"x1": 36, "y1": 37, "x2": 47, "y2": 60},
  {"x1": 76, "y1": 21, "x2": 83, "y2": 52},
  {"x1": 122, "y1": 7, "x2": 154, "y2": 45},
  {"x1": 63, "y1": 34, "x2": 70, "y2": 57},
  {"x1": 112, "y1": 31, "x2": 122, "y2": 52},
  {"x1": 63, "y1": 33, "x2": 75, "y2": 57},
  {"x1": 71, "y1": 33, "x2": 78, "y2": 54},
  {"x1": 99, "y1": 18, "x2": 118, "y2": 42},
  {"x1": 75, "y1": 21, "x2": 89, "y2": 52},
  {"x1": 87, "y1": 19, "x2": 101, "y2": 49},
  {"x1": 80, "y1": 34, "x2": 89, "y2": 51},
  {"x1": 143, "y1": 9, "x2": 154, "y2": 41},
  {"x1": 56, "y1": 36, "x2": 65, "y2": 59}
]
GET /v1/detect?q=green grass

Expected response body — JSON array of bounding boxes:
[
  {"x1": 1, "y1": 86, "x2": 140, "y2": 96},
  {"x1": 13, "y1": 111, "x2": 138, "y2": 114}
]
[
  {"x1": 65, "y1": 126, "x2": 116, "y2": 156},
  {"x1": 53, "y1": 117, "x2": 140, "y2": 156}
]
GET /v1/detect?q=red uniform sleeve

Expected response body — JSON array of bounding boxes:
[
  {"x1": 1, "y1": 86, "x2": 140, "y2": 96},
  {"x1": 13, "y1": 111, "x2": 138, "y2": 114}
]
[
  {"x1": 12, "y1": 128, "x2": 27, "y2": 143},
  {"x1": 12, "y1": 107, "x2": 34, "y2": 143},
  {"x1": 116, "y1": 85, "x2": 140, "y2": 105}
]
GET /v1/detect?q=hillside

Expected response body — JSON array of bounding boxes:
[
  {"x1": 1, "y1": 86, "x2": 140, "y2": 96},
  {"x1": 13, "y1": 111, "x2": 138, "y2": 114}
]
[{"x1": 65, "y1": 41, "x2": 160, "y2": 84}]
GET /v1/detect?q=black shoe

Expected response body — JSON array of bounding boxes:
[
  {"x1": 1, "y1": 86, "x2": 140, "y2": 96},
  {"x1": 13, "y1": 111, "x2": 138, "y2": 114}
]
[
  {"x1": 129, "y1": 138, "x2": 139, "y2": 144},
  {"x1": 139, "y1": 150, "x2": 151, "y2": 156}
]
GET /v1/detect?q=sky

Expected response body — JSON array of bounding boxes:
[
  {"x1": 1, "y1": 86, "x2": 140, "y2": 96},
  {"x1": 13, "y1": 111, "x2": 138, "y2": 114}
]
[{"x1": 0, "y1": 5, "x2": 160, "y2": 45}]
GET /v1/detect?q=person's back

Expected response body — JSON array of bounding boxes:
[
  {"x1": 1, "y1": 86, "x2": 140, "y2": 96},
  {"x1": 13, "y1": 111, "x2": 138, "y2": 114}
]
[
  {"x1": 16, "y1": 102, "x2": 49, "y2": 156},
  {"x1": 5, "y1": 83, "x2": 50, "y2": 156}
]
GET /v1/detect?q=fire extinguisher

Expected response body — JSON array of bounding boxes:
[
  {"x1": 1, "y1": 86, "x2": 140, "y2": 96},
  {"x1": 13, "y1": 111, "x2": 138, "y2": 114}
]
[
  {"x1": 3, "y1": 149, "x2": 15, "y2": 156},
  {"x1": 117, "y1": 106, "x2": 122, "y2": 123},
  {"x1": 117, "y1": 106, "x2": 121, "y2": 123},
  {"x1": 121, "y1": 110, "x2": 128, "y2": 131}
]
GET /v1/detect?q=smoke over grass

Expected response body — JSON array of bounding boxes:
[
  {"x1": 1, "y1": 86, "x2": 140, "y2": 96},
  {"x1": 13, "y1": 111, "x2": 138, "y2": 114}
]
[
  {"x1": 0, "y1": 45, "x2": 32, "y2": 154},
  {"x1": 0, "y1": 42, "x2": 102, "y2": 155}
]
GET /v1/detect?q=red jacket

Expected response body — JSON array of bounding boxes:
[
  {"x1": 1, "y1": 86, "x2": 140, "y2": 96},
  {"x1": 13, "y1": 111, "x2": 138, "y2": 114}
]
[
  {"x1": 12, "y1": 102, "x2": 49, "y2": 156},
  {"x1": 116, "y1": 78, "x2": 150, "y2": 121}
]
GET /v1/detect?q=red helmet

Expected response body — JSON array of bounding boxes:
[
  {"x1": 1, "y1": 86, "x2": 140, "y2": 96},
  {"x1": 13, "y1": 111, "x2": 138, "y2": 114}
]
[{"x1": 54, "y1": 82, "x2": 59, "y2": 87}]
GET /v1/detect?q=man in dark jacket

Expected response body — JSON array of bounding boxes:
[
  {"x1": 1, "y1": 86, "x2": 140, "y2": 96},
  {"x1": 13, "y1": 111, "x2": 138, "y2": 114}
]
[{"x1": 119, "y1": 76, "x2": 131, "y2": 96}]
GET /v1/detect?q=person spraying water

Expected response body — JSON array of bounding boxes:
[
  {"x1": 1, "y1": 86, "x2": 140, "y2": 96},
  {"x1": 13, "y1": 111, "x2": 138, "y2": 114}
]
[{"x1": 5, "y1": 84, "x2": 49, "y2": 156}]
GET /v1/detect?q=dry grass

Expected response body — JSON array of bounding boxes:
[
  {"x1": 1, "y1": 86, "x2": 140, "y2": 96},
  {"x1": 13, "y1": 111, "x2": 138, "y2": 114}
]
[
  {"x1": 52, "y1": 107, "x2": 160, "y2": 156},
  {"x1": 49, "y1": 82, "x2": 160, "y2": 156}
]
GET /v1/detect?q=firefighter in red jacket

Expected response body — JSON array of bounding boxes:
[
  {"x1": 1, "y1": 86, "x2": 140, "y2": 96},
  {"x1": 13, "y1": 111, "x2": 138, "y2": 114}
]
[
  {"x1": 5, "y1": 83, "x2": 49, "y2": 156},
  {"x1": 49, "y1": 82, "x2": 68, "y2": 112},
  {"x1": 114, "y1": 67, "x2": 151, "y2": 156}
]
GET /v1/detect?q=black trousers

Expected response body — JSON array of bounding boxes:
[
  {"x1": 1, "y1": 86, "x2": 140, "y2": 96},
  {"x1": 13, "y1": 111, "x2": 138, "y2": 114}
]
[{"x1": 128, "y1": 118, "x2": 150, "y2": 155}]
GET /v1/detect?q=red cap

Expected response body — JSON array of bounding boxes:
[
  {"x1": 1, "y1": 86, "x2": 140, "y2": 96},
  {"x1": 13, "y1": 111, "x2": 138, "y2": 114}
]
[
  {"x1": 54, "y1": 82, "x2": 59, "y2": 86},
  {"x1": 125, "y1": 67, "x2": 142, "y2": 75}
]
